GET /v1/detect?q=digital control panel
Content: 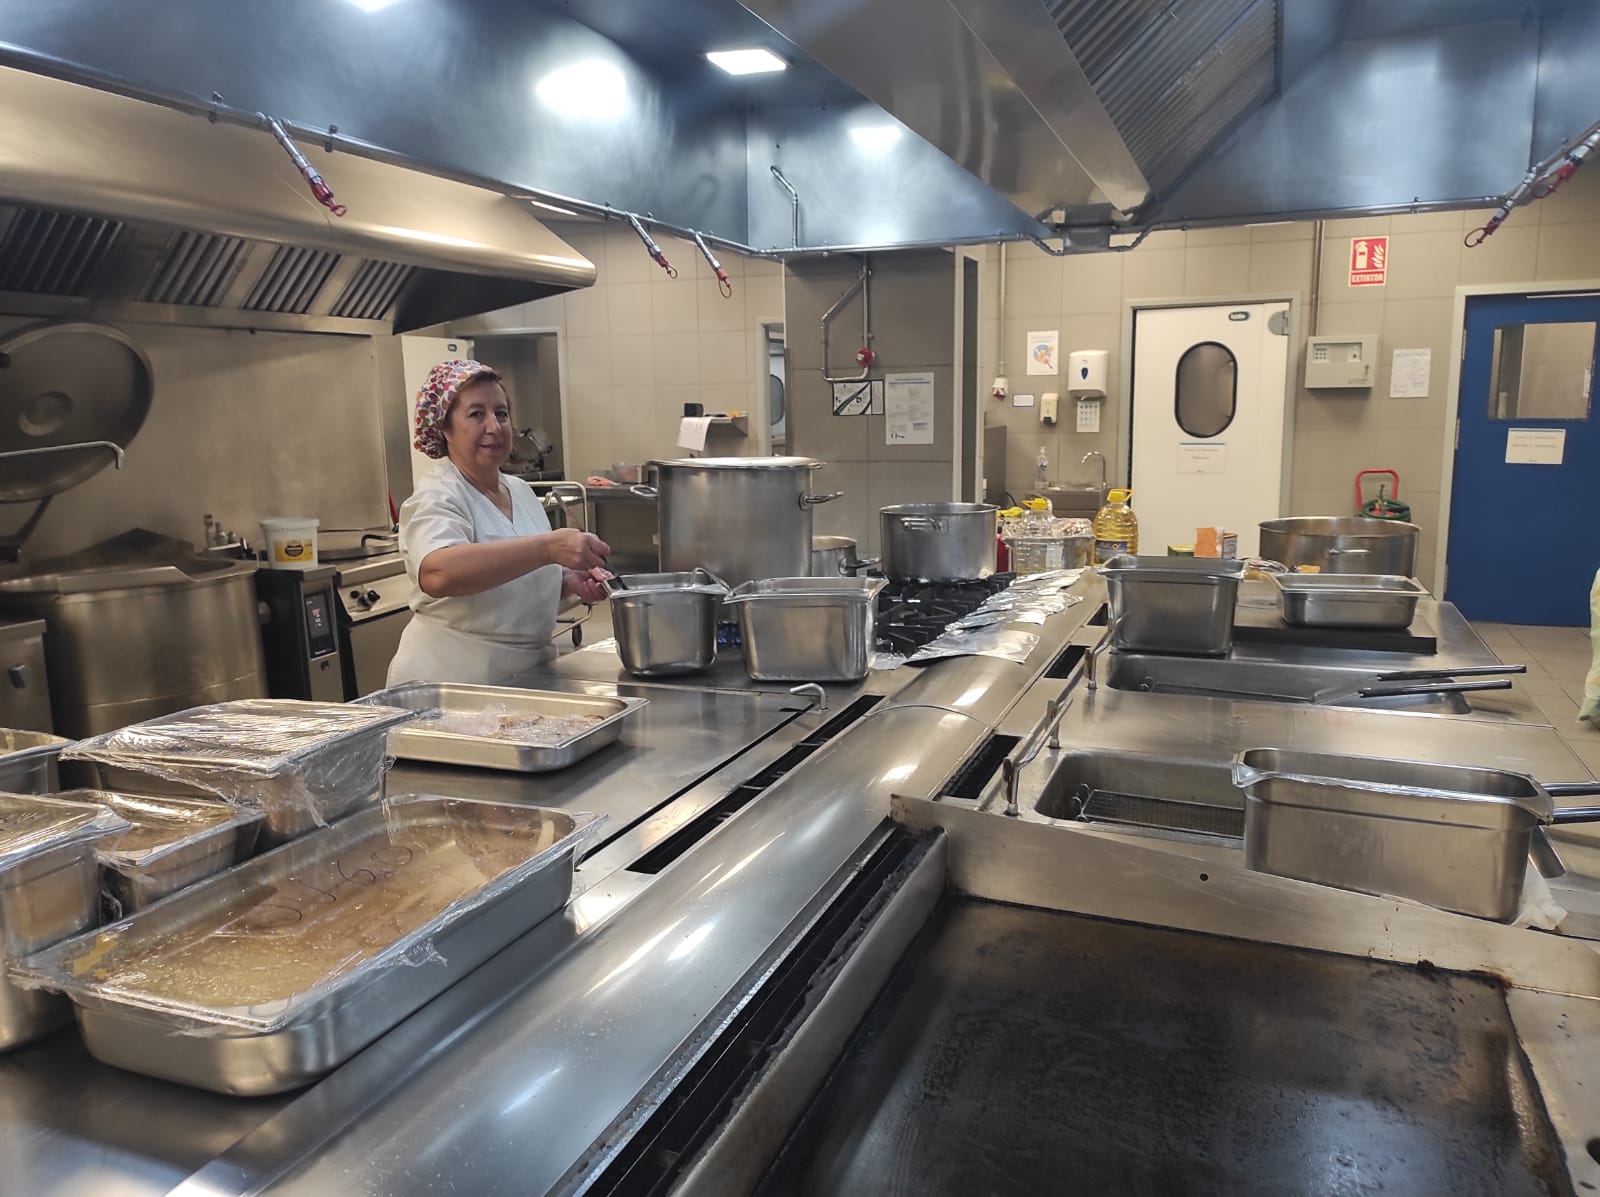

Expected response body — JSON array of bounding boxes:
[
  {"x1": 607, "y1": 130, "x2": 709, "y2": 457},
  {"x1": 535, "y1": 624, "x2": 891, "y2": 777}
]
[{"x1": 303, "y1": 591, "x2": 338, "y2": 659}]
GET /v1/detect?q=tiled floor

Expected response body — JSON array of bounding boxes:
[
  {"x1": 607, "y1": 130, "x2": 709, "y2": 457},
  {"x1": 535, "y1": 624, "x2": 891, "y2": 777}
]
[{"x1": 1471, "y1": 621, "x2": 1600, "y2": 775}]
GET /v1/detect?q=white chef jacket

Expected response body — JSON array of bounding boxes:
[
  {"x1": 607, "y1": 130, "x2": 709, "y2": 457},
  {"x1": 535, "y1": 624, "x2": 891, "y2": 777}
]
[{"x1": 387, "y1": 461, "x2": 563, "y2": 686}]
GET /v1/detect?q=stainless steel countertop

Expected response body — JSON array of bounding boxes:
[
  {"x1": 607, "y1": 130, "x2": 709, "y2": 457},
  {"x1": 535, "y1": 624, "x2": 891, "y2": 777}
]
[{"x1": 6, "y1": 569, "x2": 1592, "y2": 1197}]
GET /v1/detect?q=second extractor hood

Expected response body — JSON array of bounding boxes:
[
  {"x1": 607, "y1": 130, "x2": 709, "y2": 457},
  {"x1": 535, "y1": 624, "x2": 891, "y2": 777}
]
[{"x1": 0, "y1": 66, "x2": 595, "y2": 334}]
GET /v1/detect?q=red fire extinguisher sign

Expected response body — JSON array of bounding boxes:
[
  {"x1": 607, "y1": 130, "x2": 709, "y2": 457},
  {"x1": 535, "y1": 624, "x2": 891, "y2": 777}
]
[{"x1": 1349, "y1": 236, "x2": 1388, "y2": 287}]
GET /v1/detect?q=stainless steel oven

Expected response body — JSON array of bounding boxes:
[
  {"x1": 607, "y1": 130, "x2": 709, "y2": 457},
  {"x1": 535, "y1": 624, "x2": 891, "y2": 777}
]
[{"x1": 332, "y1": 554, "x2": 412, "y2": 698}]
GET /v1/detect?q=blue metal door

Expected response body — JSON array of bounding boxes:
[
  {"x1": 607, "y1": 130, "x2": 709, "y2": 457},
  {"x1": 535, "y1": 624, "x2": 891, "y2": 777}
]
[{"x1": 1447, "y1": 292, "x2": 1600, "y2": 624}]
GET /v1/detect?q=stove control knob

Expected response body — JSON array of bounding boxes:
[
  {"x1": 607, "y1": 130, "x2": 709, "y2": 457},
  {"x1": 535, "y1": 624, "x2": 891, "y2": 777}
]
[
  {"x1": 349, "y1": 589, "x2": 363, "y2": 601},
  {"x1": 364, "y1": 589, "x2": 381, "y2": 605}
]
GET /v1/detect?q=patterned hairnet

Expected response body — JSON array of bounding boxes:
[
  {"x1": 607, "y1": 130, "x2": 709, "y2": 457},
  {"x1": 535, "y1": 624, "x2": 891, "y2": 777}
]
[{"x1": 413, "y1": 360, "x2": 501, "y2": 459}]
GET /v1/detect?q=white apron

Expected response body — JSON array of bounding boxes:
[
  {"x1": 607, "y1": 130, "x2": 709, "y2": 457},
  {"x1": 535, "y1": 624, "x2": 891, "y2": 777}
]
[{"x1": 386, "y1": 462, "x2": 564, "y2": 687}]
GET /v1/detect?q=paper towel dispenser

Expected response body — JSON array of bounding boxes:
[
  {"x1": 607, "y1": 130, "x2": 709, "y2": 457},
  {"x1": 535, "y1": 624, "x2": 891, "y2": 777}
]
[{"x1": 1067, "y1": 350, "x2": 1108, "y2": 398}]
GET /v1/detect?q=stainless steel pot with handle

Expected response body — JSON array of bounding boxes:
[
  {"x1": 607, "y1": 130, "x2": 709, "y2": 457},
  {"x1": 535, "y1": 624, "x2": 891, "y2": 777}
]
[
  {"x1": 880, "y1": 503, "x2": 998, "y2": 582},
  {"x1": 650, "y1": 457, "x2": 841, "y2": 587},
  {"x1": 811, "y1": 536, "x2": 877, "y2": 577},
  {"x1": 1258, "y1": 516, "x2": 1420, "y2": 576}
]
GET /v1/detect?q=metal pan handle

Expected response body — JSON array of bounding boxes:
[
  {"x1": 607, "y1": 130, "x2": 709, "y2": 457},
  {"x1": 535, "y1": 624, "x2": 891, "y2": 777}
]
[
  {"x1": 896, "y1": 516, "x2": 947, "y2": 533},
  {"x1": 1373, "y1": 664, "x2": 1527, "y2": 682},
  {"x1": 800, "y1": 491, "x2": 843, "y2": 507},
  {"x1": 1355, "y1": 679, "x2": 1513, "y2": 699}
]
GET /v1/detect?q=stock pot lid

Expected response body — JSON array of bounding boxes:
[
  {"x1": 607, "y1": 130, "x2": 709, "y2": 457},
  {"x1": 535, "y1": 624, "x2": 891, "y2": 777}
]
[
  {"x1": 0, "y1": 321, "x2": 154, "y2": 502},
  {"x1": 652, "y1": 456, "x2": 819, "y2": 470}
]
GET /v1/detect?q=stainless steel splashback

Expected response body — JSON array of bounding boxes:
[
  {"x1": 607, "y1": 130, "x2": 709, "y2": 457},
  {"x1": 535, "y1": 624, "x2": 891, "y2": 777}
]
[{"x1": 0, "y1": 68, "x2": 596, "y2": 333}]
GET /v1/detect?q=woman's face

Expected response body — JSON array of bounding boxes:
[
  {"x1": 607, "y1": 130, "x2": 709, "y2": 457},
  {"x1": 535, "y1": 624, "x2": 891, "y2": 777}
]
[{"x1": 443, "y1": 378, "x2": 512, "y2": 472}]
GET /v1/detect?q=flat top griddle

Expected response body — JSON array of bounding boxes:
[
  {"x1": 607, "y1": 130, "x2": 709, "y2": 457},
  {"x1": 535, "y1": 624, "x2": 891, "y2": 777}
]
[{"x1": 760, "y1": 899, "x2": 1567, "y2": 1197}]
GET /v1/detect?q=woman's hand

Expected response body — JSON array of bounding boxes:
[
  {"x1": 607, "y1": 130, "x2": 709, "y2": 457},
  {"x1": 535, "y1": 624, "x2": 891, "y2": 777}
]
[
  {"x1": 545, "y1": 529, "x2": 611, "y2": 571},
  {"x1": 563, "y1": 567, "x2": 612, "y2": 605}
]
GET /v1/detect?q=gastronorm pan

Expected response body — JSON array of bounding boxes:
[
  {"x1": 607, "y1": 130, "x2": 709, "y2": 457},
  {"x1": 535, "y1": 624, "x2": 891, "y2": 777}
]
[
  {"x1": 0, "y1": 729, "x2": 71, "y2": 794},
  {"x1": 362, "y1": 682, "x2": 647, "y2": 772},
  {"x1": 1271, "y1": 573, "x2": 1427, "y2": 630},
  {"x1": 11, "y1": 797, "x2": 599, "y2": 1093},
  {"x1": 73, "y1": 790, "x2": 264, "y2": 913}
]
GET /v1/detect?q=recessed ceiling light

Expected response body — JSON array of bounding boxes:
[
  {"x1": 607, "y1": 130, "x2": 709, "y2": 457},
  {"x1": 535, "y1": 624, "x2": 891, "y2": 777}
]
[
  {"x1": 535, "y1": 60, "x2": 629, "y2": 120},
  {"x1": 345, "y1": 0, "x2": 404, "y2": 12},
  {"x1": 849, "y1": 123, "x2": 903, "y2": 153},
  {"x1": 706, "y1": 48, "x2": 788, "y2": 75}
]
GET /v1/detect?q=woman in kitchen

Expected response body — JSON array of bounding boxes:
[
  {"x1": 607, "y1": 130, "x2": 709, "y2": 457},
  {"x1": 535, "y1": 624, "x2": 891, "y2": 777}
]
[{"x1": 387, "y1": 359, "x2": 612, "y2": 686}]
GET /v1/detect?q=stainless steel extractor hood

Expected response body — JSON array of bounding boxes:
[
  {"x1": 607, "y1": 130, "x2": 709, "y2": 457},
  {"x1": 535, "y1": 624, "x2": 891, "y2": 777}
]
[{"x1": 0, "y1": 67, "x2": 595, "y2": 334}]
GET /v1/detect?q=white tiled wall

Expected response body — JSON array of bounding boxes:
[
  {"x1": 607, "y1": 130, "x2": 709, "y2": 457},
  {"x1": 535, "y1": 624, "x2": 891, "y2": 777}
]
[{"x1": 451, "y1": 221, "x2": 784, "y2": 479}]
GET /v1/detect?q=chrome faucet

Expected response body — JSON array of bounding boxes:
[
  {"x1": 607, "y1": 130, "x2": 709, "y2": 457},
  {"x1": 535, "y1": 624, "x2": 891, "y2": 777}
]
[{"x1": 1080, "y1": 450, "x2": 1107, "y2": 491}]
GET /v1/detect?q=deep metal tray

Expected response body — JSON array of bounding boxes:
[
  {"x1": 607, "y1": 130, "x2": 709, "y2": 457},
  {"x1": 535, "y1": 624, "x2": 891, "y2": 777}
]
[
  {"x1": 13, "y1": 797, "x2": 587, "y2": 1094},
  {"x1": 76, "y1": 790, "x2": 264, "y2": 913},
  {"x1": 0, "y1": 729, "x2": 70, "y2": 794},
  {"x1": 1272, "y1": 573, "x2": 1427, "y2": 630},
  {"x1": 365, "y1": 682, "x2": 647, "y2": 772}
]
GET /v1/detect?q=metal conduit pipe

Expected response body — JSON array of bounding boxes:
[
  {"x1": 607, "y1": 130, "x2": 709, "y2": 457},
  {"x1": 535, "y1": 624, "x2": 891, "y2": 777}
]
[
  {"x1": 770, "y1": 165, "x2": 800, "y2": 249},
  {"x1": 820, "y1": 260, "x2": 873, "y2": 384}
]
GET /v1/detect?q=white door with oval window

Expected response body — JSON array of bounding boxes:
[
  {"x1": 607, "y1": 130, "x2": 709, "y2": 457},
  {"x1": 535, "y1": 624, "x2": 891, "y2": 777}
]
[{"x1": 1130, "y1": 302, "x2": 1292, "y2": 559}]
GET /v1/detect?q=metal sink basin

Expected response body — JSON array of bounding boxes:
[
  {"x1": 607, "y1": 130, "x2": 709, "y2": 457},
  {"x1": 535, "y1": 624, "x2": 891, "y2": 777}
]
[
  {"x1": 1104, "y1": 651, "x2": 1473, "y2": 713},
  {"x1": 1036, "y1": 750, "x2": 1242, "y2": 838}
]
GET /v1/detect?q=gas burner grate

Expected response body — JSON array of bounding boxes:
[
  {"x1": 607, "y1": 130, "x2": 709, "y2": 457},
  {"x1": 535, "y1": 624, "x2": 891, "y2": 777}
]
[{"x1": 875, "y1": 574, "x2": 1015, "y2": 654}]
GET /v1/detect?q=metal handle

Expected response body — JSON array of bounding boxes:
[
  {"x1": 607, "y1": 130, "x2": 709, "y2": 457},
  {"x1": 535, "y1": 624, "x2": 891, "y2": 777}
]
[
  {"x1": 6, "y1": 665, "x2": 26, "y2": 689},
  {"x1": 800, "y1": 491, "x2": 842, "y2": 507},
  {"x1": 628, "y1": 484, "x2": 659, "y2": 499},
  {"x1": 1356, "y1": 679, "x2": 1513, "y2": 699},
  {"x1": 789, "y1": 683, "x2": 827, "y2": 712},
  {"x1": 896, "y1": 516, "x2": 946, "y2": 532},
  {"x1": 1373, "y1": 664, "x2": 1527, "y2": 682},
  {"x1": 1002, "y1": 692, "x2": 1074, "y2": 817},
  {"x1": 1545, "y1": 781, "x2": 1600, "y2": 801}
]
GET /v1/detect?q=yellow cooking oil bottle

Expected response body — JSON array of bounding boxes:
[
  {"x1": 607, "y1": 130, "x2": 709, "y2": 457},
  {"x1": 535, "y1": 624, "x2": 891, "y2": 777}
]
[{"x1": 1092, "y1": 488, "x2": 1139, "y2": 564}]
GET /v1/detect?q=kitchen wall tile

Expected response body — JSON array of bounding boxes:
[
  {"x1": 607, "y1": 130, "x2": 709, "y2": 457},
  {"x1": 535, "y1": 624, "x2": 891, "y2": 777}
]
[
  {"x1": 1249, "y1": 221, "x2": 1315, "y2": 244},
  {"x1": 650, "y1": 279, "x2": 702, "y2": 334},
  {"x1": 1060, "y1": 251, "x2": 1124, "y2": 315},
  {"x1": 1132, "y1": 230, "x2": 1186, "y2": 252},
  {"x1": 523, "y1": 293, "x2": 566, "y2": 330},
  {"x1": 871, "y1": 269, "x2": 957, "y2": 367},
  {"x1": 563, "y1": 284, "x2": 610, "y2": 339},
  {"x1": 697, "y1": 286, "x2": 753, "y2": 334},
  {"x1": 562, "y1": 336, "x2": 612, "y2": 388},
  {"x1": 1248, "y1": 240, "x2": 1314, "y2": 296},
  {"x1": 1120, "y1": 248, "x2": 1185, "y2": 301},
  {"x1": 1182, "y1": 244, "x2": 1252, "y2": 298},
  {"x1": 602, "y1": 229, "x2": 658, "y2": 285},
  {"x1": 1003, "y1": 255, "x2": 1064, "y2": 320},
  {"x1": 1324, "y1": 216, "x2": 1392, "y2": 240},
  {"x1": 609, "y1": 334, "x2": 656, "y2": 388},
  {"x1": 1393, "y1": 210, "x2": 1463, "y2": 233},
  {"x1": 808, "y1": 461, "x2": 872, "y2": 542},
  {"x1": 653, "y1": 332, "x2": 702, "y2": 385},
  {"x1": 1457, "y1": 225, "x2": 1540, "y2": 285},
  {"x1": 1536, "y1": 221, "x2": 1600, "y2": 280},
  {"x1": 699, "y1": 330, "x2": 753, "y2": 384},
  {"x1": 1312, "y1": 301, "x2": 1385, "y2": 335},
  {"x1": 741, "y1": 271, "x2": 785, "y2": 322},
  {"x1": 1383, "y1": 230, "x2": 1462, "y2": 300},
  {"x1": 606, "y1": 283, "x2": 654, "y2": 338},
  {"x1": 1534, "y1": 164, "x2": 1600, "y2": 224},
  {"x1": 1186, "y1": 225, "x2": 1254, "y2": 247}
]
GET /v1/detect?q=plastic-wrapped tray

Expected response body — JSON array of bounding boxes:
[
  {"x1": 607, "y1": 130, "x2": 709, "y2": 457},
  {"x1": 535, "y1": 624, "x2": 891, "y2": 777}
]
[
  {"x1": 67, "y1": 790, "x2": 265, "y2": 914},
  {"x1": 11, "y1": 796, "x2": 600, "y2": 1094},
  {"x1": 0, "y1": 729, "x2": 71, "y2": 795},
  {"x1": 61, "y1": 699, "x2": 417, "y2": 848},
  {"x1": 362, "y1": 683, "x2": 647, "y2": 772},
  {"x1": 0, "y1": 792, "x2": 130, "y2": 1050}
]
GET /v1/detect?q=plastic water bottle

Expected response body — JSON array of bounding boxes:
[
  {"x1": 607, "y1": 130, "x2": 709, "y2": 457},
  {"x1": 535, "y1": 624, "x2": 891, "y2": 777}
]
[
  {"x1": 1093, "y1": 488, "x2": 1139, "y2": 564},
  {"x1": 1036, "y1": 445, "x2": 1049, "y2": 490}
]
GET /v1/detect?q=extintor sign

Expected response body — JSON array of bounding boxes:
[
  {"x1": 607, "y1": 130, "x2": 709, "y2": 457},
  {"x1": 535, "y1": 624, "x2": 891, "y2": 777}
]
[{"x1": 1349, "y1": 236, "x2": 1389, "y2": 287}]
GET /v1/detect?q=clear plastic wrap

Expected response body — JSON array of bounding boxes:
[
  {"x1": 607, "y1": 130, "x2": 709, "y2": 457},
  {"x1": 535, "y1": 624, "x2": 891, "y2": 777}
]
[
  {"x1": 61, "y1": 699, "x2": 418, "y2": 841},
  {"x1": 73, "y1": 791, "x2": 265, "y2": 916},
  {"x1": 0, "y1": 792, "x2": 129, "y2": 882},
  {"x1": 11, "y1": 797, "x2": 606, "y2": 1037}
]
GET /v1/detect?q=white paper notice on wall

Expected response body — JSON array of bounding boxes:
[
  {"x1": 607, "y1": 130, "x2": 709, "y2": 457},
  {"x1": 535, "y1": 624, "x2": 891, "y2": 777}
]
[
  {"x1": 1026, "y1": 330, "x2": 1059, "y2": 376},
  {"x1": 885, "y1": 372, "x2": 935, "y2": 445},
  {"x1": 1012, "y1": 392, "x2": 1036, "y2": 408},
  {"x1": 1505, "y1": 428, "x2": 1566, "y2": 465},
  {"x1": 677, "y1": 416, "x2": 712, "y2": 451},
  {"x1": 1390, "y1": 348, "x2": 1431, "y2": 398},
  {"x1": 1177, "y1": 442, "x2": 1227, "y2": 474}
]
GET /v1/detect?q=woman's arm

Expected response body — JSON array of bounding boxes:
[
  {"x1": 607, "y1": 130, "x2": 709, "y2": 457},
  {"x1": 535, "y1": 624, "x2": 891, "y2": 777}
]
[{"x1": 419, "y1": 529, "x2": 609, "y2": 598}]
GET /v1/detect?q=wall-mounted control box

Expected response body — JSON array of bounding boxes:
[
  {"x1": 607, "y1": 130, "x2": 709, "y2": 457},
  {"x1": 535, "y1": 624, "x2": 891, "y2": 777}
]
[{"x1": 1304, "y1": 335, "x2": 1377, "y2": 389}]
